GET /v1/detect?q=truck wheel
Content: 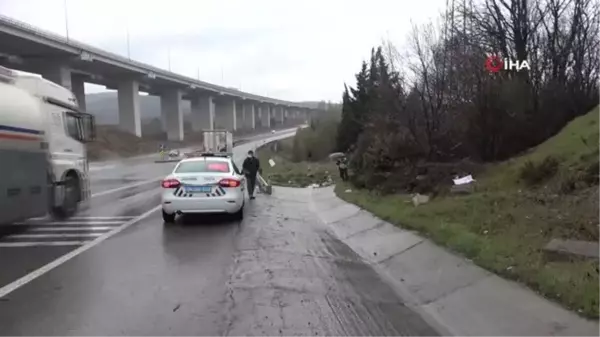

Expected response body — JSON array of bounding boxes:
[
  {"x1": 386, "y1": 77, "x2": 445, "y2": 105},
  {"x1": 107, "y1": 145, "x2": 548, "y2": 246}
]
[
  {"x1": 162, "y1": 210, "x2": 175, "y2": 224},
  {"x1": 50, "y1": 175, "x2": 79, "y2": 220}
]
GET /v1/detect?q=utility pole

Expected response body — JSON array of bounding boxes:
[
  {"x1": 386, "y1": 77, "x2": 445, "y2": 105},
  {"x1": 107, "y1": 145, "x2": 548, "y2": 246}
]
[
  {"x1": 64, "y1": 0, "x2": 70, "y2": 42},
  {"x1": 168, "y1": 46, "x2": 171, "y2": 71},
  {"x1": 126, "y1": 23, "x2": 131, "y2": 60}
]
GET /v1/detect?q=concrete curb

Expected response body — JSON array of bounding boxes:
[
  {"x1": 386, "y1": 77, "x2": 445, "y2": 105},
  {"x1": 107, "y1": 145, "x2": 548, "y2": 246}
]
[{"x1": 308, "y1": 185, "x2": 599, "y2": 336}]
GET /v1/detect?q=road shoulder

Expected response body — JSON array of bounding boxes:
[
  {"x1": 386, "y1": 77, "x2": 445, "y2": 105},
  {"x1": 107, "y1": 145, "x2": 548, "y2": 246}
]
[{"x1": 308, "y1": 185, "x2": 599, "y2": 336}]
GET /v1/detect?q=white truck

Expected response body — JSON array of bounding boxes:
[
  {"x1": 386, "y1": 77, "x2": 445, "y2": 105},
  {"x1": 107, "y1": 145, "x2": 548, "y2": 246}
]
[
  {"x1": 0, "y1": 66, "x2": 95, "y2": 225},
  {"x1": 202, "y1": 130, "x2": 233, "y2": 154}
]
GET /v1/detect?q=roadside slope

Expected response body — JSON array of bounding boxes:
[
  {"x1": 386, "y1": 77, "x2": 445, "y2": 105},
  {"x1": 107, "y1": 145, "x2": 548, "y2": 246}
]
[
  {"x1": 336, "y1": 107, "x2": 599, "y2": 318},
  {"x1": 310, "y1": 185, "x2": 598, "y2": 336}
]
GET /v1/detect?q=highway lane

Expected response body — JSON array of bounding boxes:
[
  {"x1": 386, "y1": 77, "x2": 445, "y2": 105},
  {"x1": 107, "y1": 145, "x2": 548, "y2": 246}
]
[
  {"x1": 88, "y1": 127, "x2": 300, "y2": 195},
  {"x1": 0, "y1": 129, "x2": 297, "y2": 291},
  {"x1": 0, "y1": 128, "x2": 439, "y2": 336},
  {"x1": 0, "y1": 191, "x2": 438, "y2": 336}
]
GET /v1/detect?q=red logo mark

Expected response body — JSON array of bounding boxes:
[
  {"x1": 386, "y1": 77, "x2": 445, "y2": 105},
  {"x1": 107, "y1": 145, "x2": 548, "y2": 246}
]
[{"x1": 485, "y1": 55, "x2": 503, "y2": 73}]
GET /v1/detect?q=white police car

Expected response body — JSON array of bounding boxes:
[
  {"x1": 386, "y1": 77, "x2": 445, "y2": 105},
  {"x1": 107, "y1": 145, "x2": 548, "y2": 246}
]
[{"x1": 160, "y1": 153, "x2": 246, "y2": 223}]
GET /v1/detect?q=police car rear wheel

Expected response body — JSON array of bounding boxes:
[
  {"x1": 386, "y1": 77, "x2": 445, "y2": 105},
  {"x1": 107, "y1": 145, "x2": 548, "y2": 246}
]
[
  {"x1": 233, "y1": 202, "x2": 244, "y2": 220},
  {"x1": 162, "y1": 210, "x2": 175, "y2": 224}
]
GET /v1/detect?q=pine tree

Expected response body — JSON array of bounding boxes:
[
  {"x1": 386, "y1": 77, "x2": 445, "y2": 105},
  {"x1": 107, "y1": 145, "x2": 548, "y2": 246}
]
[
  {"x1": 336, "y1": 61, "x2": 370, "y2": 152},
  {"x1": 336, "y1": 87, "x2": 356, "y2": 152}
]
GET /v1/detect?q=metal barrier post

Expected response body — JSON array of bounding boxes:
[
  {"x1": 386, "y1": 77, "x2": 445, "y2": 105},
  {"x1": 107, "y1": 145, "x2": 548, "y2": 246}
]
[{"x1": 256, "y1": 173, "x2": 272, "y2": 195}]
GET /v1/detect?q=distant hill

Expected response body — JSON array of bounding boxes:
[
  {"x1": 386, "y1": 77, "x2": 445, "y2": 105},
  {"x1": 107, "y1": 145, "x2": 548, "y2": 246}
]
[
  {"x1": 85, "y1": 92, "x2": 333, "y2": 125},
  {"x1": 86, "y1": 92, "x2": 191, "y2": 125}
]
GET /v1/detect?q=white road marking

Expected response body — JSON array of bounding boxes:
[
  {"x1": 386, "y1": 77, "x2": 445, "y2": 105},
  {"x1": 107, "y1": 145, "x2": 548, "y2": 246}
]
[
  {"x1": 89, "y1": 164, "x2": 116, "y2": 172},
  {"x1": 28, "y1": 227, "x2": 114, "y2": 232},
  {"x1": 61, "y1": 216, "x2": 137, "y2": 220},
  {"x1": 0, "y1": 241, "x2": 89, "y2": 248},
  {"x1": 8, "y1": 233, "x2": 103, "y2": 239},
  {"x1": 29, "y1": 216, "x2": 137, "y2": 221},
  {"x1": 0, "y1": 205, "x2": 161, "y2": 299},
  {"x1": 16, "y1": 221, "x2": 124, "y2": 226},
  {"x1": 91, "y1": 176, "x2": 164, "y2": 198}
]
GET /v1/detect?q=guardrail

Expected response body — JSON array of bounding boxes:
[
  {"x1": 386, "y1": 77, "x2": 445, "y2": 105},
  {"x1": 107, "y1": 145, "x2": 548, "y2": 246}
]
[{"x1": 256, "y1": 174, "x2": 272, "y2": 195}]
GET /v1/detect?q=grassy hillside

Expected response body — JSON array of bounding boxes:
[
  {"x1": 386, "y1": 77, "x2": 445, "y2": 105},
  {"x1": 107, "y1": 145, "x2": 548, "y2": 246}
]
[
  {"x1": 257, "y1": 137, "x2": 337, "y2": 187},
  {"x1": 337, "y1": 107, "x2": 600, "y2": 317},
  {"x1": 86, "y1": 126, "x2": 206, "y2": 161},
  {"x1": 483, "y1": 107, "x2": 599, "y2": 192},
  {"x1": 258, "y1": 118, "x2": 340, "y2": 187}
]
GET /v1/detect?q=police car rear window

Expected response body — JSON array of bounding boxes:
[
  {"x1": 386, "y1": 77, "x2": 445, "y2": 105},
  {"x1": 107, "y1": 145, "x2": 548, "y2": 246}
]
[{"x1": 175, "y1": 161, "x2": 231, "y2": 173}]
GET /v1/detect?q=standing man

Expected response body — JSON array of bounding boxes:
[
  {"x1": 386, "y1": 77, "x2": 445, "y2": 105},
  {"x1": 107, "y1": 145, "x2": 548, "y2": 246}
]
[
  {"x1": 242, "y1": 150, "x2": 261, "y2": 200},
  {"x1": 336, "y1": 157, "x2": 349, "y2": 181}
]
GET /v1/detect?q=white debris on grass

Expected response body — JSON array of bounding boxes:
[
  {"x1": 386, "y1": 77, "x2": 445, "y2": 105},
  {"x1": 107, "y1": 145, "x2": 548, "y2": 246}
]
[
  {"x1": 412, "y1": 193, "x2": 430, "y2": 207},
  {"x1": 453, "y1": 174, "x2": 476, "y2": 185}
]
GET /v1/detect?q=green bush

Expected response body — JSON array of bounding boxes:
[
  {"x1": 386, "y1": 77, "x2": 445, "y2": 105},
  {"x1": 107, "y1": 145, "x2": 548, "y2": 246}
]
[
  {"x1": 291, "y1": 119, "x2": 338, "y2": 162},
  {"x1": 519, "y1": 156, "x2": 560, "y2": 186}
]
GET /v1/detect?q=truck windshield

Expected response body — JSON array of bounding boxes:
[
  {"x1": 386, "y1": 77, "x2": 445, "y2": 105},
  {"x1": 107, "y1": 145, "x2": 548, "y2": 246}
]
[{"x1": 64, "y1": 111, "x2": 95, "y2": 142}]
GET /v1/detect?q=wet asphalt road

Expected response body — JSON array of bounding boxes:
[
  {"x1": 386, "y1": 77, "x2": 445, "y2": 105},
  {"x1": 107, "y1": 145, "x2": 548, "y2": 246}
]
[
  {"x1": 0, "y1": 130, "x2": 438, "y2": 336},
  {"x1": 0, "y1": 129, "x2": 296, "y2": 289}
]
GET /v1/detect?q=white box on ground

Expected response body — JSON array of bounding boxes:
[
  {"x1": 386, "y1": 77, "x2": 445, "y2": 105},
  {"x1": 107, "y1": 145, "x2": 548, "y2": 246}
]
[{"x1": 453, "y1": 175, "x2": 475, "y2": 185}]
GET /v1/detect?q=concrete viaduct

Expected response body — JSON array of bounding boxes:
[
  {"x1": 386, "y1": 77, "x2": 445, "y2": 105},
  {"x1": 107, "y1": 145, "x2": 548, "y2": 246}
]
[{"x1": 0, "y1": 15, "x2": 321, "y2": 141}]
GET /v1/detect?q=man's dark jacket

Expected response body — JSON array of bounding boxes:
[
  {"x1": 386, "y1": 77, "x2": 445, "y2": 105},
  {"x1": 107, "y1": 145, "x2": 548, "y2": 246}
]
[{"x1": 242, "y1": 156, "x2": 261, "y2": 176}]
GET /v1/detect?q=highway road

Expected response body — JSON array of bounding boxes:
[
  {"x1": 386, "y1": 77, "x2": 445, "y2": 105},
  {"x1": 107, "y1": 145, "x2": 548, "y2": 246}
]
[{"x1": 0, "y1": 129, "x2": 438, "y2": 336}]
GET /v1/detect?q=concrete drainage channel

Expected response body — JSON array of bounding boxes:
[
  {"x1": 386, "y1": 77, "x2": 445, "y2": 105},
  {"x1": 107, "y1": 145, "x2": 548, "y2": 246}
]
[{"x1": 305, "y1": 186, "x2": 599, "y2": 336}]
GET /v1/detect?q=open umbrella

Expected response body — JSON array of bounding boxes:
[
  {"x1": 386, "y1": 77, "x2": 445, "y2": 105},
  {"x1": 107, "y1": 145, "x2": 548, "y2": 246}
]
[{"x1": 329, "y1": 152, "x2": 345, "y2": 160}]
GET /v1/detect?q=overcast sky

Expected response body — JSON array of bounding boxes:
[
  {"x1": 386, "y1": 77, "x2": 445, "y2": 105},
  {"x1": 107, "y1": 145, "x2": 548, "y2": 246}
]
[{"x1": 0, "y1": 0, "x2": 446, "y2": 102}]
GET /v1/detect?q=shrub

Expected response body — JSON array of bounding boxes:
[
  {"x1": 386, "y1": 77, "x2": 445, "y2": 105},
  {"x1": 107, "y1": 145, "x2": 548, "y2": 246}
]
[
  {"x1": 519, "y1": 156, "x2": 560, "y2": 186},
  {"x1": 291, "y1": 119, "x2": 338, "y2": 162},
  {"x1": 585, "y1": 161, "x2": 600, "y2": 185}
]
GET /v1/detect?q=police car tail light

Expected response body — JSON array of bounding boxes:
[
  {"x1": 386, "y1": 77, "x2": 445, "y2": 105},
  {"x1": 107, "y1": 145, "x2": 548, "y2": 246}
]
[
  {"x1": 218, "y1": 178, "x2": 241, "y2": 188},
  {"x1": 161, "y1": 178, "x2": 180, "y2": 188}
]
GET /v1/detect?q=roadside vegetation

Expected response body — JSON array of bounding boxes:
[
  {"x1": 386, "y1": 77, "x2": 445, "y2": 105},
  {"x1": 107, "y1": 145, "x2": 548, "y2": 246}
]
[
  {"x1": 337, "y1": 108, "x2": 599, "y2": 317},
  {"x1": 330, "y1": 0, "x2": 599, "y2": 318},
  {"x1": 258, "y1": 107, "x2": 340, "y2": 187},
  {"x1": 86, "y1": 126, "x2": 204, "y2": 161}
]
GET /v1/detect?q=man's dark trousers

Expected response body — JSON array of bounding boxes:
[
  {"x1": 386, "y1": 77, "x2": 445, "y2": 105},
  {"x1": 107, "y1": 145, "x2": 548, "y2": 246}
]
[{"x1": 246, "y1": 174, "x2": 257, "y2": 197}]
